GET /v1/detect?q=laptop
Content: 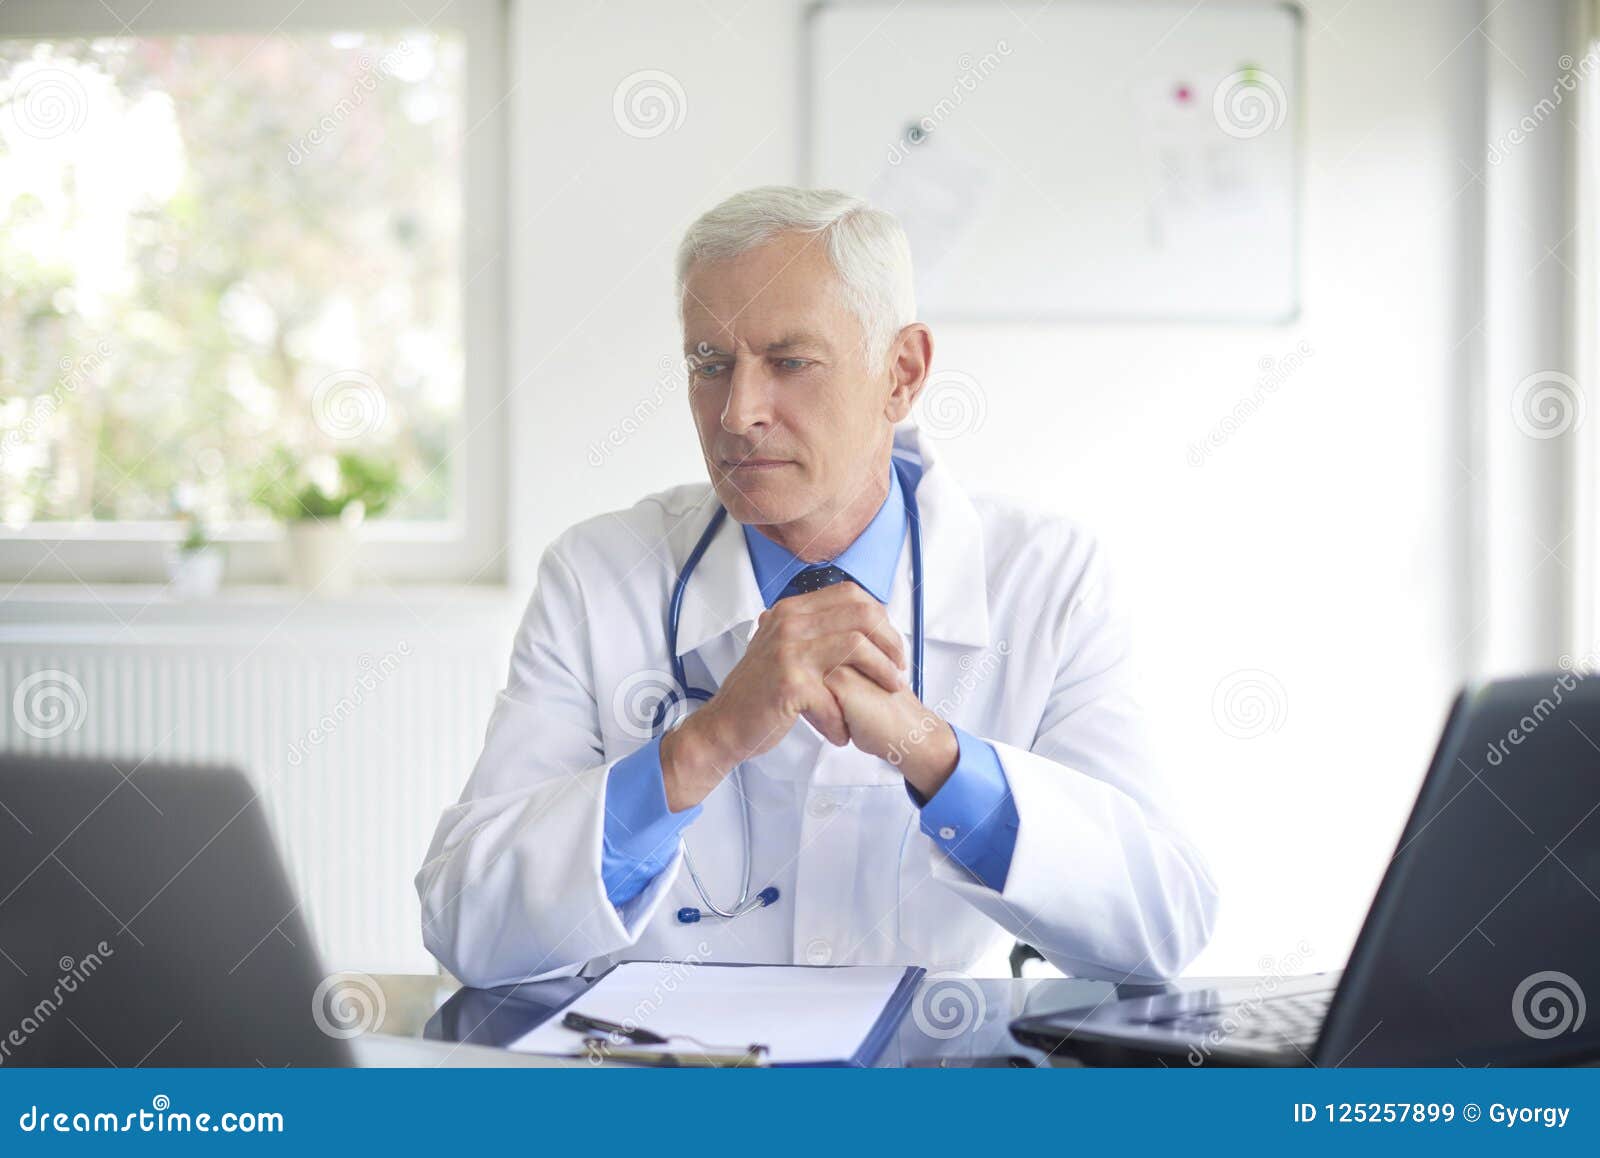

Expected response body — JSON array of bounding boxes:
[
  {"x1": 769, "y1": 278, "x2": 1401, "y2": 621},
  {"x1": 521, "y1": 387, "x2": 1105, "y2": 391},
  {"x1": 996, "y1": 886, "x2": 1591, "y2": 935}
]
[
  {"x1": 0, "y1": 755, "x2": 353, "y2": 1066},
  {"x1": 1012, "y1": 673, "x2": 1600, "y2": 1067}
]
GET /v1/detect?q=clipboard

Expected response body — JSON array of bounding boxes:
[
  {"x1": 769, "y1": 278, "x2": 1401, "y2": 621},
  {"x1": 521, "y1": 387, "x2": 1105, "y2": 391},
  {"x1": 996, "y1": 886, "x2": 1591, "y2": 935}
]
[{"x1": 512, "y1": 961, "x2": 927, "y2": 1068}]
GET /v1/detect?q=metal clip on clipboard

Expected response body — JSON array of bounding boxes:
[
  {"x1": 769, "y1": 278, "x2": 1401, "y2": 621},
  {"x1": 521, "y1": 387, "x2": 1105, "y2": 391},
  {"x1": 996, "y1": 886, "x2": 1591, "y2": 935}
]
[
  {"x1": 563, "y1": 1010, "x2": 770, "y2": 1068},
  {"x1": 577, "y1": 1037, "x2": 770, "y2": 1067}
]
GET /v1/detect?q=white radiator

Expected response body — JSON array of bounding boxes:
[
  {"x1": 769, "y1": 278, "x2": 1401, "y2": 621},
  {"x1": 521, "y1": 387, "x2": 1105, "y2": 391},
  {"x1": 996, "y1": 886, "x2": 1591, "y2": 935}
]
[{"x1": 0, "y1": 594, "x2": 515, "y2": 974}]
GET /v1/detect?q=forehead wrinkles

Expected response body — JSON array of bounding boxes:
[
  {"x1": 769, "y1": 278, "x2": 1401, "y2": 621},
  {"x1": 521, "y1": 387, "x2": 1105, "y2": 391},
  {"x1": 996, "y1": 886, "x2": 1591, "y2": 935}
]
[
  {"x1": 684, "y1": 305, "x2": 807, "y2": 356},
  {"x1": 684, "y1": 276, "x2": 813, "y2": 331},
  {"x1": 682, "y1": 233, "x2": 849, "y2": 345}
]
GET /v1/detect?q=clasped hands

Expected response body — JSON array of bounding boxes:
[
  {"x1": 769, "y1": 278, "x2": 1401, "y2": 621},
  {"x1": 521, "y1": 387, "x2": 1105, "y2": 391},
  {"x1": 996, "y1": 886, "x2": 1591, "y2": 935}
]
[{"x1": 659, "y1": 582, "x2": 957, "y2": 812}]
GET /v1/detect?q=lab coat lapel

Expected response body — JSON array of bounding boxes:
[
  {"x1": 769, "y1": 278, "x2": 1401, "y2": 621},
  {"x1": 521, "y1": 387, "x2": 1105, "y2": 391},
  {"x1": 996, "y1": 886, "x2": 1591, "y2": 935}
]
[
  {"x1": 813, "y1": 426, "x2": 994, "y2": 789},
  {"x1": 897, "y1": 424, "x2": 990, "y2": 651},
  {"x1": 670, "y1": 490, "x2": 765, "y2": 692},
  {"x1": 666, "y1": 488, "x2": 826, "y2": 783},
  {"x1": 667, "y1": 425, "x2": 992, "y2": 790}
]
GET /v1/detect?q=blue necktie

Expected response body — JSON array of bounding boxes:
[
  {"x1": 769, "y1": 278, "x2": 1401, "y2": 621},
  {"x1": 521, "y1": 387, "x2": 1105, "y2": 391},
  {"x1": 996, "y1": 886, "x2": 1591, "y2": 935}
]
[{"x1": 778, "y1": 563, "x2": 855, "y2": 601}]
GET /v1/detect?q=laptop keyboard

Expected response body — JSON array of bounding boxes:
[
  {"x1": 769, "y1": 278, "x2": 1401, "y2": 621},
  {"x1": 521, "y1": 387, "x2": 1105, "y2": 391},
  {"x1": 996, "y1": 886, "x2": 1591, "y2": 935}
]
[{"x1": 1140, "y1": 989, "x2": 1334, "y2": 1051}]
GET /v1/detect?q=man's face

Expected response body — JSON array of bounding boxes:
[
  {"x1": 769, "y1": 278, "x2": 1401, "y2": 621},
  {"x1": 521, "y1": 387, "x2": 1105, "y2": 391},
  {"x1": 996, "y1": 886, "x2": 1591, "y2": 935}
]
[{"x1": 681, "y1": 231, "x2": 898, "y2": 530}]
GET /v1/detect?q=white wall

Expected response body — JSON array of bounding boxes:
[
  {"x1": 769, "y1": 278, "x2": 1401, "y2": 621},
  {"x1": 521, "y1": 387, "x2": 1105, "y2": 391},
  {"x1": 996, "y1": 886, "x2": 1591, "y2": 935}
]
[{"x1": 505, "y1": 0, "x2": 1540, "y2": 976}]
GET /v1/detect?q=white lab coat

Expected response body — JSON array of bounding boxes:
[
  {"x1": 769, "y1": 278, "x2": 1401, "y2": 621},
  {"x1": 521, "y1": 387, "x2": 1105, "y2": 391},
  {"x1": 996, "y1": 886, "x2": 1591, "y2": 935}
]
[{"x1": 417, "y1": 426, "x2": 1218, "y2": 988}]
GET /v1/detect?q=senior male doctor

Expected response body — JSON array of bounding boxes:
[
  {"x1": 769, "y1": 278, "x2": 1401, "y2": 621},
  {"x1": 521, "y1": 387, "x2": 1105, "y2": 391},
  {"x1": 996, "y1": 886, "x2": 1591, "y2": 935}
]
[{"x1": 417, "y1": 186, "x2": 1218, "y2": 988}]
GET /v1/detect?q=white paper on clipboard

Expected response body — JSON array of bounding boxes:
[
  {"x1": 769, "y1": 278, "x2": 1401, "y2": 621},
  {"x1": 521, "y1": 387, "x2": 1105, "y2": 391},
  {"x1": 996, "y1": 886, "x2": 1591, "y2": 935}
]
[{"x1": 510, "y1": 962, "x2": 916, "y2": 1065}]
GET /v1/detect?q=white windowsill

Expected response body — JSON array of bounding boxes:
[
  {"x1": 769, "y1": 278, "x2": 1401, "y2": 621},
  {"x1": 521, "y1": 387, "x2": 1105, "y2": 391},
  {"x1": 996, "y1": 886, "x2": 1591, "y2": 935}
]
[{"x1": 0, "y1": 583, "x2": 525, "y2": 647}]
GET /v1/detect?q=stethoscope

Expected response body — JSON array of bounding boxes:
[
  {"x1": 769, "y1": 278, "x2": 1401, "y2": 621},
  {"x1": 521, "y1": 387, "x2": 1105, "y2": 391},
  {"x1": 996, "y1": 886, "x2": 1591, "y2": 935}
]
[{"x1": 652, "y1": 457, "x2": 926, "y2": 924}]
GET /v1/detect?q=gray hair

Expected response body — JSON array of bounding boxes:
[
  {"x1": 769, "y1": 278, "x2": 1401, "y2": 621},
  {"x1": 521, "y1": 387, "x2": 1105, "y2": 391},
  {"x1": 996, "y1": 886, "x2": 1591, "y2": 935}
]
[{"x1": 675, "y1": 186, "x2": 917, "y2": 369}]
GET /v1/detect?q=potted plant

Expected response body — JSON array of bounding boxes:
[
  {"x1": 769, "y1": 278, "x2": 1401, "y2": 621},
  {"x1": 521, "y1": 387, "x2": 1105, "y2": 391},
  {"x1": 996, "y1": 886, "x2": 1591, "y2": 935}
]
[
  {"x1": 253, "y1": 448, "x2": 400, "y2": 596},
  {"x1": 164, "y1": 510, "x2": 225, "y2": 598}
]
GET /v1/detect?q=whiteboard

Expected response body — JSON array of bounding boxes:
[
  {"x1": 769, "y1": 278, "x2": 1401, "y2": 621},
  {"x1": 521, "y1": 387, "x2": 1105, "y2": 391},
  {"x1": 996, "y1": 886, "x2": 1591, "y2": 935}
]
[{"x1": 806, "y1": 1, "x2": 1301, "y2": 322}]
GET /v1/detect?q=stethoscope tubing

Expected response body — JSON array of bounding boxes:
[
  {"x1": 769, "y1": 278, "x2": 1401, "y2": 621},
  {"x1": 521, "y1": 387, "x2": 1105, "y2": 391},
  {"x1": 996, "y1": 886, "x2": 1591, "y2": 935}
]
[{"x1": 660, "y1": 457, "x2": 925, "y2": 923}]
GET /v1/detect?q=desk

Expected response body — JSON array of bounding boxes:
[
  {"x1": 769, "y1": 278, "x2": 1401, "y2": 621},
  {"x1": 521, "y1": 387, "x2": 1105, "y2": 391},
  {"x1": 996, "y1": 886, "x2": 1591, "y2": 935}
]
[{"x1": 358, "y1": 971, "x2": 1250, "y2": 1067}]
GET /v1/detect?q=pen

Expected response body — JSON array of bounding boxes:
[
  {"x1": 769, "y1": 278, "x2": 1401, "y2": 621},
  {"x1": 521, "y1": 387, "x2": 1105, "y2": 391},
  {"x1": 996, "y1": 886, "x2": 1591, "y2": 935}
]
[{"x1": 562, "y1": 1010, "x2": 669, "y2": 1045}]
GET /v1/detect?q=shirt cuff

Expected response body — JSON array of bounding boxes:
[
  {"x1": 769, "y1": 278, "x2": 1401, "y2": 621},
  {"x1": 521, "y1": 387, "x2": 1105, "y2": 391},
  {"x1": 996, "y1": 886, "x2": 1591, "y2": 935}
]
[
  {"x1": 905, "y1": 724, "x2": 1020, "y2": 892},
  {"x1": 601, "y1": 735, "x2": 701, "y2": 907}
]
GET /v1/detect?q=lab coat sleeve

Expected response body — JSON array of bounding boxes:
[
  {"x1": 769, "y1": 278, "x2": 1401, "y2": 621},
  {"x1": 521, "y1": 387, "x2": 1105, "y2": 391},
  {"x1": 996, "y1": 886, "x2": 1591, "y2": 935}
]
[
  {"x1": 908, "y1": 725, "x2": 1019, "y2": 891},
  {"x1": 415, "y1": 540, "x2": 684, "y2": 987},
  {"x1": 927, "y1": 534, "x2": 1220, "y2": 983}
]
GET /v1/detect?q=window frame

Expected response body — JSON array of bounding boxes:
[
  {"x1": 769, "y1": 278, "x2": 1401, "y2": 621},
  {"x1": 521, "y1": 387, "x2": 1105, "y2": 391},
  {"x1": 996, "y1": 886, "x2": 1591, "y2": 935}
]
[
  {"x1": 1577, "y1": 10, "x2": 1600, "y2": 657},
  {"x1": 0, "y1": 0, "x2": 508, "y2": 586}
]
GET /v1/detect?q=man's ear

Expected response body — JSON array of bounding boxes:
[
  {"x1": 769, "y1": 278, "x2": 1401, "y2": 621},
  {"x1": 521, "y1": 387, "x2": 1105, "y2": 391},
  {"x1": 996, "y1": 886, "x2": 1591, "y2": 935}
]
[{"x1": 882, "y1": 323, "x2": 933, "y2": 423}]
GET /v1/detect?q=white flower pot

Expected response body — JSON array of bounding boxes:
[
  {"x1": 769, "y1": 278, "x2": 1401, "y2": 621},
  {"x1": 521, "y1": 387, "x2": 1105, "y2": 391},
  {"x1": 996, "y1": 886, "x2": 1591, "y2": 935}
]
[
  {"x1": 164, "y1": 546, "x2": 224, "y2": 598},
  {"x1": 286, "y1": 520, "x2": 360, "y2": 596}
]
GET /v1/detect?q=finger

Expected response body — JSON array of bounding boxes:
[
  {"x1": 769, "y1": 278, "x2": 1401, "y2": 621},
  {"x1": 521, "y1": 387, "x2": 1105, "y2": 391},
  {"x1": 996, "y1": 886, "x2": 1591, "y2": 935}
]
[
  {"x1": 823, "y1": 664, "x2": 884, "y2": 724},
  {"x1": 816, "y1": 631, "x2": 904, "y2": 694},
  {"x1": 784, "y1": 594, "x2": 906, "y2": 671},
  {"x1": 801, "y1": 676, "x2": 851, "y2": 746},
  {"x1": 776, "y1": 579, "x2": 879, "y2": 616},
  {"x1": 855, "y1": 606, "x2": 906, "y2": 671}
]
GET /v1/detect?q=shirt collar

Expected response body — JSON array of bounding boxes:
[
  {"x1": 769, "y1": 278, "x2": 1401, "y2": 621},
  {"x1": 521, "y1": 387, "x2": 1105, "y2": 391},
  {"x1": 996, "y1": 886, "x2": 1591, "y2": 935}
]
[
  {"x1": 670, "y1": 424, "x2": 987, "y2": 658},
  {"x1": 741, "y1": 462, "x2": 906, "y2": 607}
]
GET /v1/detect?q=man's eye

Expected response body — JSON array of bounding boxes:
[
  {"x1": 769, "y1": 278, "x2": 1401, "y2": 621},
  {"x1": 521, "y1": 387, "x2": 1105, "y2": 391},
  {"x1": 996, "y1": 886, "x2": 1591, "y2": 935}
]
[
  {"x1": 692, "y1": 362, "x2": 728, "y2": 378},
  {"x1": 776, "y1": 358, "x2": 809, "y2": 371}
]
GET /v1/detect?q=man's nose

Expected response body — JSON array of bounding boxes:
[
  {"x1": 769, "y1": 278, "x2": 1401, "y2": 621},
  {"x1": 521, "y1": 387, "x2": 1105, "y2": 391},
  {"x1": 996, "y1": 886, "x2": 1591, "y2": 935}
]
[{"x1": 720, "y1": 359, "x2": 773, "y2": 434}]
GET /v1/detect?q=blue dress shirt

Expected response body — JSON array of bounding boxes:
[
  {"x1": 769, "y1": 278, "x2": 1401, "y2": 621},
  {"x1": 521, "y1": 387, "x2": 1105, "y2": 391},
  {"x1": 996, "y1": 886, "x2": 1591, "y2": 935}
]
[{"x1": 600, "y1": 461, "x2": 1020, "y2": 907}]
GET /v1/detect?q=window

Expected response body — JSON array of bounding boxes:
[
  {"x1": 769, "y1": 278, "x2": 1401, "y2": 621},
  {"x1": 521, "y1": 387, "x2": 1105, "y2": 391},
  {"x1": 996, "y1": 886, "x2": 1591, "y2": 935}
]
[{"x1": 0, "y1": 0, "x2": 506, "y2": 585}]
